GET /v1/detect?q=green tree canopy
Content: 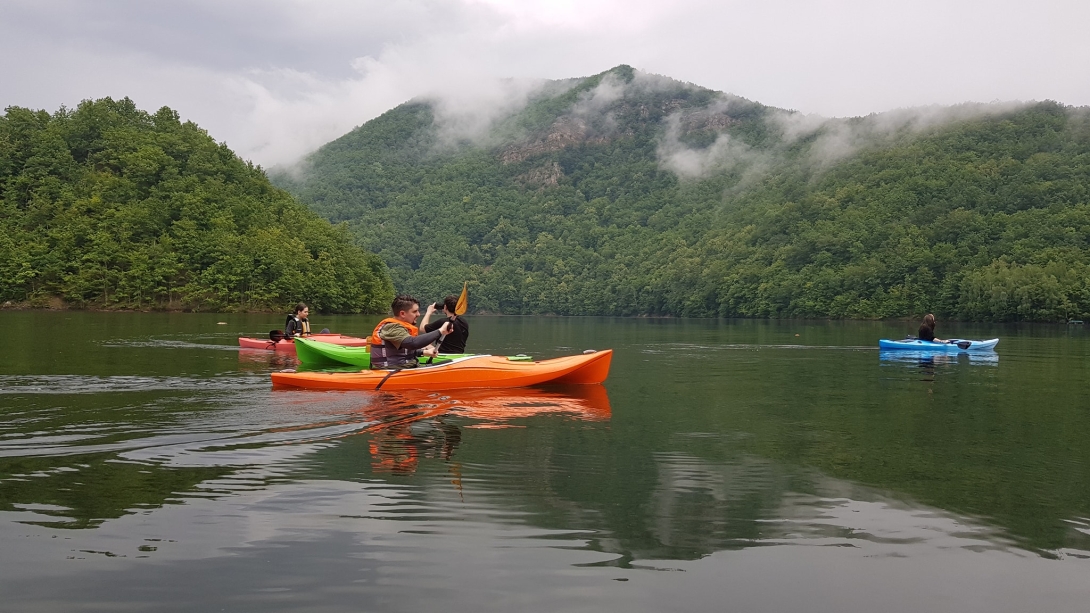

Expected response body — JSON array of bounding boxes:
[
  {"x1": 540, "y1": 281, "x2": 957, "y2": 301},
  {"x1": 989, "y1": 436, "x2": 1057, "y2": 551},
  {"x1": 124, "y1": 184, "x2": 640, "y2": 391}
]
[{"x1": 0, "y1": 97, "x2": 393, "y2": 312}]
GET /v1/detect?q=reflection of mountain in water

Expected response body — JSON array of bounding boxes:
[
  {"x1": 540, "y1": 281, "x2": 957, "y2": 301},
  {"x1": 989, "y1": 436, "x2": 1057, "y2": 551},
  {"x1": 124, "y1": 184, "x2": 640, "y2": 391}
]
[{"x1": 641, "y1": 451, "x2": 1088, "y2": 561}]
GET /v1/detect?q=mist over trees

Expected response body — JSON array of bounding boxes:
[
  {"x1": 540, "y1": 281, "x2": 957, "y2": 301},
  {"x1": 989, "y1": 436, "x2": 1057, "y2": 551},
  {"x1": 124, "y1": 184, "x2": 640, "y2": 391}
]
[
  {"x1": 277, "y1": 66, "x2": 1090, "y2": 322},
  {"x1": 0, "y1": 97, "x2": 393, "y2": 312}
]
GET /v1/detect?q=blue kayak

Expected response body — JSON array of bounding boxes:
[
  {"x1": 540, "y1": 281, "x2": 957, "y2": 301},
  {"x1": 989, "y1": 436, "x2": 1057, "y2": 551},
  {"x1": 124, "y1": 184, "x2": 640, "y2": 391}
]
[{"x1": 878, "y1": 338, "x2": 999, "y2": 351}]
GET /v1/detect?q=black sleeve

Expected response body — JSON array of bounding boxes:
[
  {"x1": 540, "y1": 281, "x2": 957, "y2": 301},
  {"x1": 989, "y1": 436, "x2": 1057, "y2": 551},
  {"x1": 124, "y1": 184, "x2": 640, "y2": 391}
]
[
  {"x1": 437, "y1": 318, "x2": 469, "y2": 353},
  {"x1": 285, "y1": 318, "x2": 299, "y2": 337},
  {"x1": 397, "y1": 329, "x2": 443, "y2": 350},
  {"x1": 423, "y1": 319, "x2": 443, "y2": 333}
]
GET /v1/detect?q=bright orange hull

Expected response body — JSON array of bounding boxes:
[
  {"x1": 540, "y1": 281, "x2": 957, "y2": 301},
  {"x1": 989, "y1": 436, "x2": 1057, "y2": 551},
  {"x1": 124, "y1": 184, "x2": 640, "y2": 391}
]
[
  {"x1": 238, "y1": 334, "x2": 368, "y2": 354},
  {"x1": 270, "y1": 350, "x2": 612, "y2": 390}
]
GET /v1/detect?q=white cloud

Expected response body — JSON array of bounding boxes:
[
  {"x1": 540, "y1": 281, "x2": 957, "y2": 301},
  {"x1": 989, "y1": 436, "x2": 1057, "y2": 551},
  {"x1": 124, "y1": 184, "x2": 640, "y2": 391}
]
[
  {"x1": 1, "y1": 0, "x2": 1087, "y2": 167},
  {"x1": 771, "y1": 101, "x2": 1033, "y2": 168},
  {"x1": 656, "y1": 94, "x2": 1032, "y2": 181}
]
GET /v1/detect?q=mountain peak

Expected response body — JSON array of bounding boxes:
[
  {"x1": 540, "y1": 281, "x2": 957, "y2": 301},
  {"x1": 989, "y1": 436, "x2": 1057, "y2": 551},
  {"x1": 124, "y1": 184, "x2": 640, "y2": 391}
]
[{"x1": 273, "y1": 69, "x2": 1089, "y2": 321}]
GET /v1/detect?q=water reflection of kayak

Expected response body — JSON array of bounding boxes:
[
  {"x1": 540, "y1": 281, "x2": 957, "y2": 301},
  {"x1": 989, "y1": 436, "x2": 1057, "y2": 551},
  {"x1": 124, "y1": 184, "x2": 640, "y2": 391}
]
[
  {"x1": 358, "y1": 386, "x2": 611, "y2": 474},
  {"x1": 878, "y1": 338, "x2": 999, "y2": 351},
  {"x1": 271, "y1": 350, "x2": 613, "y2": 390},
  {"x1": 394, "y1": 385, "x2": 612, "y2": 422},
  {"x1": 879, "y1": 350, "x2": 1000, "y2": 365}
]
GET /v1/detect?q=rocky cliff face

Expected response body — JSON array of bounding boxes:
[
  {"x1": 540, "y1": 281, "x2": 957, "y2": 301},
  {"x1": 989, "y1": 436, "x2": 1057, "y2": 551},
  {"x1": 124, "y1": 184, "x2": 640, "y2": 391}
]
[
  {"x1": 515, "y1": 161, "x2": 563, "y2": 189},
  {"x1": 495, "y1": 69, "x2": 754, "y2": 170},
  {"x1": 500, "y1": 117, "x2": 609, "y2": 164}
]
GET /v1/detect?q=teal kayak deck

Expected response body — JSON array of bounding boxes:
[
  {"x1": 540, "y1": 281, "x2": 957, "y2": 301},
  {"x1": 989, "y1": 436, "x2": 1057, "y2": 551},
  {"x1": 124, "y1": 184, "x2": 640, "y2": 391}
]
[{"x1": 878, "y1": 338, "x2": 999, "y2": 352}]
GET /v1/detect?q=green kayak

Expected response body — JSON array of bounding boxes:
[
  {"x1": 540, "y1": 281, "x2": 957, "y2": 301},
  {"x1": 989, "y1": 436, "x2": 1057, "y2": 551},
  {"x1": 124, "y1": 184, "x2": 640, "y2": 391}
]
[
  {"x1": 294, "y1": 337, "x2": 375, "y2": 367},
  {"x1": 293, "y1": 337, "x2": 528, "y2": 368}
]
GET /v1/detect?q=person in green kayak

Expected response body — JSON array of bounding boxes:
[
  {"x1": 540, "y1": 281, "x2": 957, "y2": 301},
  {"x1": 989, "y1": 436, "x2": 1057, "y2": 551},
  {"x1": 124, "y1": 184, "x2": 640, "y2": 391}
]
[
  {"x1": 284, "y1": 303, "x2": 311, "y2": 339},
  {"x1": 421, "y1": 295, "x2": 469, "y2": 354},
  {"x1": 917, "y1": 313, "x2": 946, "y2": 343},
  {"x1": 369, "y1": 295, "x2": 453, "y2": 369}
]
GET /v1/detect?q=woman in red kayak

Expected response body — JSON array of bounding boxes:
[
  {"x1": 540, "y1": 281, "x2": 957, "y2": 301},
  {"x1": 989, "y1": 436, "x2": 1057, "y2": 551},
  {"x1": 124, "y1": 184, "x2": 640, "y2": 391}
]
[{"x1": 285, "y1": 303, "x2": 311, "y2": 339}]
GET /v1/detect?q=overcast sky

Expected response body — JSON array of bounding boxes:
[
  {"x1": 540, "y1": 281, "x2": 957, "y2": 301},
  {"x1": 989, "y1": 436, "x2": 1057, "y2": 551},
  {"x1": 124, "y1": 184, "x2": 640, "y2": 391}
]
[{"x1": 2, "y1": 0, "x2": 1087, "y2": 167}]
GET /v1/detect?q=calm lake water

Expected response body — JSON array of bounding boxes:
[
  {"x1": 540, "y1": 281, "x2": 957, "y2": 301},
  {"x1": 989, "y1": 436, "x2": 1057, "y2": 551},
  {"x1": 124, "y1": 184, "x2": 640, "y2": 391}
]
[{"x1": 2, "y1": 311, "x2": 1090, "y2": 612}]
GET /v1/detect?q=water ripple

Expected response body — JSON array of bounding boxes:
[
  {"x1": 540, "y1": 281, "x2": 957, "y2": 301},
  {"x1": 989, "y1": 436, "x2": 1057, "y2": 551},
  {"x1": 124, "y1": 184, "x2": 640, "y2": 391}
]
[
  {"x1": 0, "y1": 374, "x2": 267, "y2": 395},
  {"x1": 102, "y1": 339, "x2": 242, "y2": 351}
]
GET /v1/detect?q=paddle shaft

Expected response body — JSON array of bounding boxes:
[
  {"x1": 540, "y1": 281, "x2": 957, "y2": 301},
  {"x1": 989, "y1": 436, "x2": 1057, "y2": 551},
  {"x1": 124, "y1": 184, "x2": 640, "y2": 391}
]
[{"x1": 425, "y1": 318, "x2": 454, "y2": 364}]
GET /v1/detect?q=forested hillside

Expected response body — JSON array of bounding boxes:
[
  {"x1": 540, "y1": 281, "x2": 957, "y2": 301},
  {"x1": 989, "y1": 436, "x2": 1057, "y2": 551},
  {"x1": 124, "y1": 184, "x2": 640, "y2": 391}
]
[
  {"x1": 277, "y1": 65, "x2": 1090, "y2": 321},
  {"x1": 0, "y1": 98, "x2": 392, "y2": 312}
]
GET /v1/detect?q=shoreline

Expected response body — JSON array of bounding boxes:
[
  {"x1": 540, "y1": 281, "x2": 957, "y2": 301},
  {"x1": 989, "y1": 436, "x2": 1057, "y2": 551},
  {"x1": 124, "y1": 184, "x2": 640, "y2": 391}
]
[{"x1": 1, "y1": 304, "x2": 1082, "y2": 324}]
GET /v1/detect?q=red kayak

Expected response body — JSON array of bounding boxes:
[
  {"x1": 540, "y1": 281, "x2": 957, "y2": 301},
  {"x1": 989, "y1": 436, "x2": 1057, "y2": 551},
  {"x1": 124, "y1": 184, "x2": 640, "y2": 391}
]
[{"x1": 238, "y1": 334, "x2": 369, "y2": 354}]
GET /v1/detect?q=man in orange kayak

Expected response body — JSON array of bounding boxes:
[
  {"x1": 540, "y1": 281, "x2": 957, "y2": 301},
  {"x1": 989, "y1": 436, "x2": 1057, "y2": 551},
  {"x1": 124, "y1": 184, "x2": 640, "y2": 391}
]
[{"x1": 370, "y1": 295, "x2": 452, "y2": 369}]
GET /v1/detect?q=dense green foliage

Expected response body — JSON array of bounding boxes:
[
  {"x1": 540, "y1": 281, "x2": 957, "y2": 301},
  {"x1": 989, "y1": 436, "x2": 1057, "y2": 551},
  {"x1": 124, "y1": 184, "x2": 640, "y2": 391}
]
[
  {"x1": 0, "y1": 98, "x2": 392, "y2": 312},
  {"x1": 278, "y1": 66, "x2": 1090, "y2": 321}
]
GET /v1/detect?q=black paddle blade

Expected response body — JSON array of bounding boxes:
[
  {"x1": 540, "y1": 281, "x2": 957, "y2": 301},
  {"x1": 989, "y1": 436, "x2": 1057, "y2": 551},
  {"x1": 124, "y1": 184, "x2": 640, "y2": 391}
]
[
  {"x1": 956, "y1": 341, "x2": 971, "y2": 350},
  {"x1": 269, "y1": 330, "x2": 285, "y2": 342}
]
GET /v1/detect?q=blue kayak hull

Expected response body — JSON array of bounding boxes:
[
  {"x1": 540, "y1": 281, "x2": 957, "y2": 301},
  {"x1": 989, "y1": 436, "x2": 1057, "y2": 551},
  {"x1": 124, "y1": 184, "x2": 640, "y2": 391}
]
[{"x1": 878, "y1": 338, "x2": 999, "y2": 352}]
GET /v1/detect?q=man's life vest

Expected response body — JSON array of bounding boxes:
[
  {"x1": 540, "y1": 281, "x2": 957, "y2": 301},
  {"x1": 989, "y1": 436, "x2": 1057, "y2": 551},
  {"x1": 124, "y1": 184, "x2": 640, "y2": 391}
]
[{"x1": 370, "y1": 318, "x2": 420, "y2": 368}]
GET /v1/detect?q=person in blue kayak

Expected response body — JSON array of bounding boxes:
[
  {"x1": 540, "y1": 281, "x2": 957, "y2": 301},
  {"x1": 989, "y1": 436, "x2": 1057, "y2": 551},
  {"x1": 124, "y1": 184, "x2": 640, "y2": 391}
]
[
  {"x1": 917, "y1": 313, "x2": 946, "y2": 343},
  {"x1": 285, "y1": 303, "x2": 311, "y2": 339},
  {"x1": 370, "y1": 295, "x2": 453, "y2": 369},
  {"x1": 421, "y1": 295, "x2": 469, "y2": 354}
]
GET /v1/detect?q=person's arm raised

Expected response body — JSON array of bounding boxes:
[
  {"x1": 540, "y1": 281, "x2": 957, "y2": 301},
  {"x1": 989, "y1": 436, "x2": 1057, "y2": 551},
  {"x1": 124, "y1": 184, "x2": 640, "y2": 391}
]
[{"x1": 422, "y1": 303, "x2": 437, "y2": 327}]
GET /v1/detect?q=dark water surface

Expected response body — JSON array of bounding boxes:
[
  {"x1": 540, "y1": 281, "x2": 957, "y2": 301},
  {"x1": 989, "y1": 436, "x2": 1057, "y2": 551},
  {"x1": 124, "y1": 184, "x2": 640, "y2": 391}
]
[{"x1": 2, "y1": 312, "x2": 1090, "y2": 612}]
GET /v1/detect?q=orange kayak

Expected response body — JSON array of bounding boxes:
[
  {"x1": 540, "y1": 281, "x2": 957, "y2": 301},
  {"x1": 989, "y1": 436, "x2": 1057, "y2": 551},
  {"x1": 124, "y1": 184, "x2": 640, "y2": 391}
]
[
  {"x1": 238, "y1": 334, "x2": 369, "y2": 354},
  {"x1": 270, "y1": 350, "x2": 612, "y2": 390}
]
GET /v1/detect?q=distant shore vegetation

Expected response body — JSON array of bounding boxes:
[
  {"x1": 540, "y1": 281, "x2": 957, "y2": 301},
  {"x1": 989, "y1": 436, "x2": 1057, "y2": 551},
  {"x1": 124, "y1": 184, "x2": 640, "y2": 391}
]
[{"x1": 0, "y1": 98, "x2": 393, "y2": 313}]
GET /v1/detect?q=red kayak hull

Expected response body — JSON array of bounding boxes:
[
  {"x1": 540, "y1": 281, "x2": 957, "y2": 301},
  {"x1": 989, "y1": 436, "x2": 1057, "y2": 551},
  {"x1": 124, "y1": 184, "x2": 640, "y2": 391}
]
[{"x1": 238, "y1": 334, "x2": 369, "y2": 354}]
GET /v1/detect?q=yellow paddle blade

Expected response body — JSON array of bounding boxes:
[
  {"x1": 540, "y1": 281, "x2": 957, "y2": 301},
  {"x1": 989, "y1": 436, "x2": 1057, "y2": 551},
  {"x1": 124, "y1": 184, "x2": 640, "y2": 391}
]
[{"x1": 455, "y1": 282, "x2": 468, "y2": 315}]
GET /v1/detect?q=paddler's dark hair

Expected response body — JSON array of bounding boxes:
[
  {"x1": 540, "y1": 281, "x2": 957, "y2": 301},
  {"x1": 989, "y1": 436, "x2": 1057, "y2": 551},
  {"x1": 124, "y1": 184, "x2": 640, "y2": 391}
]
[
  {"x1": 391, "y1": 294, "x2": 419, "y2": 316},
  {"x1": 922, "y1": 313, "x2": 936, "y2": 329},
  {"x1": 441, "y1": 295, "x2": 457, "y2": 313},
  {"x1": 293, "y1": 302, "x2": 308, "y2": 314}
]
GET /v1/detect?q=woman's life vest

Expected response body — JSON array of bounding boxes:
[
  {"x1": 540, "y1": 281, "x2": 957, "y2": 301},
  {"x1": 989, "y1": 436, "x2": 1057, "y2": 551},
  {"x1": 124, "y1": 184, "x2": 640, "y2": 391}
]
[
  {"x1": 285, "y1": 314, "x2": 311, "y2": 338},
  {"x1": 370, "y1": 318, "x2": 420, "y2": 368}
]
